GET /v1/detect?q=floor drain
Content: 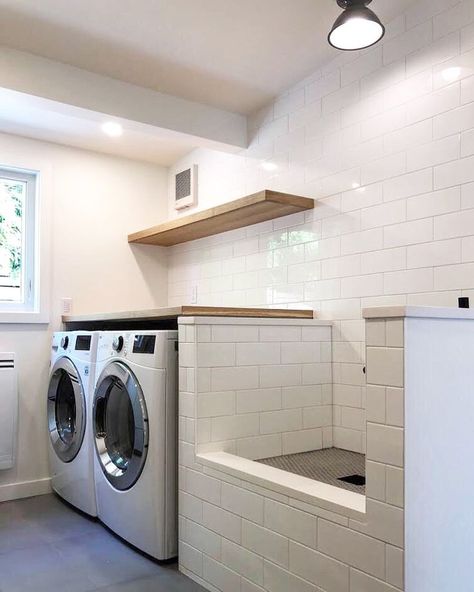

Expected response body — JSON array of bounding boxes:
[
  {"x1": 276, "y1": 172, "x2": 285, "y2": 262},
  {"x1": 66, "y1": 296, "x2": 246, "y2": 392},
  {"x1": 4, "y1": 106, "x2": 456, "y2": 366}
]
[{"x1": 338, "y1": 474, "x2": 366, "y2": 486}]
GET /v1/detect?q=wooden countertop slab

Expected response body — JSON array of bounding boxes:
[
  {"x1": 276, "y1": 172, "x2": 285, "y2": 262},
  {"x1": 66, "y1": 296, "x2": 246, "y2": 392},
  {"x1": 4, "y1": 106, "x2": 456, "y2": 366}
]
[{"x1": 62, "y1": 306, "x2": 314, "y2": 324}]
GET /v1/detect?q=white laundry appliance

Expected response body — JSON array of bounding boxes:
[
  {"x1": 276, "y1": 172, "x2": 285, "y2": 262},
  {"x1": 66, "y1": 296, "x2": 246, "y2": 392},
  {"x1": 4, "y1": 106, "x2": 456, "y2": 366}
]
[
  {"x1": 92, "y1": 330, "x2": 178, "y2": 560},
  {"x1": 47, "y1": 331, "x2": 98, "y2": 516}
]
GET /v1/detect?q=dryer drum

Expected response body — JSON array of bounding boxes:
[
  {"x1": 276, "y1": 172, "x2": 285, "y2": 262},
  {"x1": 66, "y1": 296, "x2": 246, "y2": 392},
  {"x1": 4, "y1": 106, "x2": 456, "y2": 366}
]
[{"x1": 93, "y1": 361, "x2": 149, "y2": 491}]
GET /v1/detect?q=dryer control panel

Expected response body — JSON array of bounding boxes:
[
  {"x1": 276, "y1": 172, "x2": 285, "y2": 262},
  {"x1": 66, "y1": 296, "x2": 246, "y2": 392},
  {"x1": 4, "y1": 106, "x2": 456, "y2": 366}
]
[{"x1": 96, "y1": 331, "x2": 177, "y2": 369}]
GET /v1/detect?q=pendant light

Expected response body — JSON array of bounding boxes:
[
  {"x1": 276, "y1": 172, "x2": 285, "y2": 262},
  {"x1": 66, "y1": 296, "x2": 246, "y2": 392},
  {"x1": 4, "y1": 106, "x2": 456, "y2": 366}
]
[{"x1": 328, "y1": 0, "x2": 385, "y2": 51}]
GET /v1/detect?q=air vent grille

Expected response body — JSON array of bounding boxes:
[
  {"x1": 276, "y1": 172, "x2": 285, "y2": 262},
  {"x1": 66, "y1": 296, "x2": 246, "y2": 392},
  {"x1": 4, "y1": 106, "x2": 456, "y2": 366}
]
[
  {"x1": 176, "y1": 168, "x2": 191, "y2": 200},
  {"x1": 174, "y1": 164, "x2": 197, "y2": 210}
]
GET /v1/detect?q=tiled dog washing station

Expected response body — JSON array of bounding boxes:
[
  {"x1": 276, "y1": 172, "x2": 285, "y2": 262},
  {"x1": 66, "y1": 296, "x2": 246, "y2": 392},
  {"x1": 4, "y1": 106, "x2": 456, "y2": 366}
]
[{"x1": 177, "y1": 307, "x2": 474, "y2": 592}]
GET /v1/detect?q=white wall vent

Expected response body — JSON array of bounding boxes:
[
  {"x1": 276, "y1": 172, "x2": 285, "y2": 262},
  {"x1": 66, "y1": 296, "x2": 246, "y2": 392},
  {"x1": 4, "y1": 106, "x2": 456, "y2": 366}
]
[{"x1": 174, "y1": 164, "x2": 197, "y2": 210}]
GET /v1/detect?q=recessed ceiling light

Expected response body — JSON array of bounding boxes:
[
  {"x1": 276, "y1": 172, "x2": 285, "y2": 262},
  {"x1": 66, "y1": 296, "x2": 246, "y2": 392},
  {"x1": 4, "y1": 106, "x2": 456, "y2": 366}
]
[
  {"x1": 328, "y1": 0, "x2": 385, "y2": 51},
  {"x1": 261, "y1": 161, "x2": 278, "y2": 172},
  {"x1": 442, "y1": 66, "x2": 461, "y2": 83},
  {"x1": 101, "y1": 121, "x2": 123, "y2": 137}
]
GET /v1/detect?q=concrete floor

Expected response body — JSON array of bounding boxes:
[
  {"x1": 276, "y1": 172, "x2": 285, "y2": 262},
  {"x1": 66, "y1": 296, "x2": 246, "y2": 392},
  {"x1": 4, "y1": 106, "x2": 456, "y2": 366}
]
[{"x1": 0, "y1": 494, "x2": 205, "y2": 592}]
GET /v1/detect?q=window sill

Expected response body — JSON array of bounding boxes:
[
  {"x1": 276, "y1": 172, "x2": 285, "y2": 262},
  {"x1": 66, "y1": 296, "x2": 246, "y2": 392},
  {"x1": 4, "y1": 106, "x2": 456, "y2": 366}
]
[
  {"x1": 0, "y1": 311, "x2": 50, "y2": 324},
  {"x1": 196, "y1": 451, "x2": 366, "y2": 521}
]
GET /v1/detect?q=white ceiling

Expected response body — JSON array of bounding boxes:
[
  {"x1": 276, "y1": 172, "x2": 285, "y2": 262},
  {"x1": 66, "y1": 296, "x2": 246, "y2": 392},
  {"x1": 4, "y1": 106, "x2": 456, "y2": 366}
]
[{"x1": 0, "y1": 0, "x2": 417, "y2": 115}]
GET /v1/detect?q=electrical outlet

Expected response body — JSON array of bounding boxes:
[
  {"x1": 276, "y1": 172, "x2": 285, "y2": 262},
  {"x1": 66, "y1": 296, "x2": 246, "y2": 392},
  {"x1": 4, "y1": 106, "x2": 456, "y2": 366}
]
[
  {"x1": 61, "y1": 298, "x2": 73, "y2": 314},
  {"x1": 190, "y1": 285, "x2": 198, "y2": 304}
]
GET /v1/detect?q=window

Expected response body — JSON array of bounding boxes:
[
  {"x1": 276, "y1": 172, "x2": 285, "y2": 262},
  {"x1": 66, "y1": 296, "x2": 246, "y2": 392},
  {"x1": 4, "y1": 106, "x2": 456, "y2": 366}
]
[{"x1": 0, "y1": 167, "x2": 37, "y2": 313}]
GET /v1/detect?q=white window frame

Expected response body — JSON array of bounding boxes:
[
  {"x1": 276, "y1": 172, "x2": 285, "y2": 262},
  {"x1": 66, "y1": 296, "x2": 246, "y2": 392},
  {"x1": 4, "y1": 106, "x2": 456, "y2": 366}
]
[{"x1": 0, "y1": 158, "x2": 50, "y2": 324}]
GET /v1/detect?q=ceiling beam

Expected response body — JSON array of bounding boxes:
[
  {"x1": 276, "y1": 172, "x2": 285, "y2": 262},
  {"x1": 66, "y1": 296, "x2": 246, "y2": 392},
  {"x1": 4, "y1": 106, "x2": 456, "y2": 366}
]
[{"x1": 0, "y1": 46, "x2": 248, "y2": 151}]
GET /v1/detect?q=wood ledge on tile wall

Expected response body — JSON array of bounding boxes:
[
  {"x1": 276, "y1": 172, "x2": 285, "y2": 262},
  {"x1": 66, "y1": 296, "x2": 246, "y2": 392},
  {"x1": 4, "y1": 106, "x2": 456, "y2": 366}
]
[{"x1": 127, "y1": 189, "x2": 315, "y2": 246}]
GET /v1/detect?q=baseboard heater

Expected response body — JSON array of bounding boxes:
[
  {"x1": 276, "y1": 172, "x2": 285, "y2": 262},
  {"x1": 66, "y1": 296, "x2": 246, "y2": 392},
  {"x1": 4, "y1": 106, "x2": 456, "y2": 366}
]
[{"x1": 0, "y1": 353, "x2": 17, "y2": 470}]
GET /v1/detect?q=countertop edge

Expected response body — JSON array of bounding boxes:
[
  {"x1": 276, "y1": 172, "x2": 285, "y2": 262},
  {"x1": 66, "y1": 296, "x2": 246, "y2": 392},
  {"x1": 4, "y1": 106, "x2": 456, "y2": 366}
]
[
  {"x1": 363, "y1": 305, "x2": 474, "y2": 320},
  {"x1": 62, "y1": 306, "x2": 316, "y2": 324}
]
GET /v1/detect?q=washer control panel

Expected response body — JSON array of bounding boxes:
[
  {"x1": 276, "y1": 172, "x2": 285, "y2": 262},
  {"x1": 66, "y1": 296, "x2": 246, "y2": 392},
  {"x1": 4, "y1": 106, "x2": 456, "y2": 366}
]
[{"x1": 132, "y1": 334, "x2": 156, "y2": 354}]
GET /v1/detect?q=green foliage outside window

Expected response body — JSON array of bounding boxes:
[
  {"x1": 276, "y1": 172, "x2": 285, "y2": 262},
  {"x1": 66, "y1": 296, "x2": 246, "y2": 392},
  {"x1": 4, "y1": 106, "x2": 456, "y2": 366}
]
[{"x1": 0, "y1": 179, "x2": 25, "y2": 288}]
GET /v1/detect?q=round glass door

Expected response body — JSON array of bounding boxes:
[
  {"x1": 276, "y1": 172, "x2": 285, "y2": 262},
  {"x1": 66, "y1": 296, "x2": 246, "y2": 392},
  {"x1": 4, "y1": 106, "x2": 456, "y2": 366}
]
[
  {"x1": 47, "y1": 358, "x2": 86, "y2": 463},
  {"x1": 93, "y1": 361, "x2": 148, "y2": 491}
]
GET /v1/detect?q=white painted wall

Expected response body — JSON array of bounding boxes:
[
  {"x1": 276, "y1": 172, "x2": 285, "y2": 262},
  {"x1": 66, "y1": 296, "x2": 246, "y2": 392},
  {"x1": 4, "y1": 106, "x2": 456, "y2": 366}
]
[
  {"x1": 405, "y1": 316, "x2": 474, "y2": 592},
  {"x1": 0, "y1": 132, "x2": 168, "y2": 500},
  {"x1": 168, "y1": 0, "x2": 474, "y2": 453}
]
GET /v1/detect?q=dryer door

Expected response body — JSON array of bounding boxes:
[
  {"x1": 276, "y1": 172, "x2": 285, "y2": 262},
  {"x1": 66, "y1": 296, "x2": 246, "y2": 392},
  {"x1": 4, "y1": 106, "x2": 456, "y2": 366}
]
[
  {"x1": 93, "y1": 361, "x2": 149, "y2": 491},
  {"x1": 48, "y1": 357, "x2": 86, "y2": 463}
]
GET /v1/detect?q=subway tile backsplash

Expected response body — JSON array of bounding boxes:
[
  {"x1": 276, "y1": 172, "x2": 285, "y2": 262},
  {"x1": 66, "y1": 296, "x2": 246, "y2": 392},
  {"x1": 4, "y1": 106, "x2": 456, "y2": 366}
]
[{"x1": 169, "y1": 0, "x2": 474, "y2": 451}]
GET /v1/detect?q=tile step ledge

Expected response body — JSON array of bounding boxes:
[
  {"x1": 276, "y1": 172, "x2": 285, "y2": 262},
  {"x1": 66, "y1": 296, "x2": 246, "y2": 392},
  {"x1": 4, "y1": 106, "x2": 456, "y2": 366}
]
[{"x1": 196, "y1": 451, "x2": 366, "y2": 521}]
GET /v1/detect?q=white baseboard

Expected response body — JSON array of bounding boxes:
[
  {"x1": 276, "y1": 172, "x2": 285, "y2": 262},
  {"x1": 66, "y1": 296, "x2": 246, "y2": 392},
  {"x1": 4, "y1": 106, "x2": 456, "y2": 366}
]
[{"x1": 0, "y1": 477, "x2": 52, "y2": 503}]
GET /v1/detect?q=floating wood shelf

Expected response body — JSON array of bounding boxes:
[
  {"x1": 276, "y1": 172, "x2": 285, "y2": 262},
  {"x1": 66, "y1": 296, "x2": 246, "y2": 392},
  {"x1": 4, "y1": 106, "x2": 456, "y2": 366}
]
[{"x1": 128, "y1": 190, "x2": 315, "y2": 246}]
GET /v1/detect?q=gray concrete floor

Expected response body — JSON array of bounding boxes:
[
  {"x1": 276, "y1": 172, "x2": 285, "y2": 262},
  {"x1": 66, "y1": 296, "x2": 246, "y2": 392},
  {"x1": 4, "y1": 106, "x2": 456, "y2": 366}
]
[{"x1": 0, "y1": 494, "x2": 205, "y2": 592}]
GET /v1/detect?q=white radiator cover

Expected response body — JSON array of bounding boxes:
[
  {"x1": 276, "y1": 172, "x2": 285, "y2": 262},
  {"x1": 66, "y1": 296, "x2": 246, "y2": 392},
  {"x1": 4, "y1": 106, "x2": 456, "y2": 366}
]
[{"x1": 0, "y1": 353, "x2": 18, "y2": 470}]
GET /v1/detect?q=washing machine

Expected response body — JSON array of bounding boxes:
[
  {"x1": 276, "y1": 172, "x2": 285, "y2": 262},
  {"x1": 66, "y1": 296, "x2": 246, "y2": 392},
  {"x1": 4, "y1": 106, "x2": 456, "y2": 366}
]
[
  {"x1": 93, "y1": 330, "x2": 178, "y2": 560},
  {"x1": 47, "y1": 331, "x2": 98, "y2": 516}
]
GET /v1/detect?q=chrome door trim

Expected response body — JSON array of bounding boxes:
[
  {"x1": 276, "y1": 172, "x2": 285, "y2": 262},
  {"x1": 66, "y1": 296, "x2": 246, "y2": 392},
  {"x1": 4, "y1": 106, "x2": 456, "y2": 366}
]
[
  {"x1": 47, "y1": 357, "x2": 86, "y2": 463},
  {"x1": 93, "y1": 361, "x2": 149, "y2": 491}
]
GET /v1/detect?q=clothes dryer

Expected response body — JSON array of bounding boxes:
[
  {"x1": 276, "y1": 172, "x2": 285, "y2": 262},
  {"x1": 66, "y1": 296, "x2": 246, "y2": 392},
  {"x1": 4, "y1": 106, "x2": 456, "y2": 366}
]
[{"x1": 93, "y1": 331, "x2": 178, "y2": 560}]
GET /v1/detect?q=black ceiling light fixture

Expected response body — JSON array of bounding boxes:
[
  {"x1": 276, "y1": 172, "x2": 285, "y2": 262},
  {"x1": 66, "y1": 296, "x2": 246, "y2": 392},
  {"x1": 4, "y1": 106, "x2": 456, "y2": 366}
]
[{"x1": 328, "y1": 0, "x2": 385, "y2": 51}]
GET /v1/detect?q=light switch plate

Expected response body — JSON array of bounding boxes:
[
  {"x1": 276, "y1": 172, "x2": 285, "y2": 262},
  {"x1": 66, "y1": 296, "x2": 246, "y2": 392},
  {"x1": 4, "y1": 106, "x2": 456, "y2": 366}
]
[{"x1": 61, "y1": 298, "x2": 73, "y2": 314}]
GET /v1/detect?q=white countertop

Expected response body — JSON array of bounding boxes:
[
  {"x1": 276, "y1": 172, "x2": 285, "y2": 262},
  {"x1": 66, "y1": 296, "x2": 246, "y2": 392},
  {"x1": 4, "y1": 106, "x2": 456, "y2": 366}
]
[{"x1": 363, "y1": 305, "x2": 474, "y2": 320}]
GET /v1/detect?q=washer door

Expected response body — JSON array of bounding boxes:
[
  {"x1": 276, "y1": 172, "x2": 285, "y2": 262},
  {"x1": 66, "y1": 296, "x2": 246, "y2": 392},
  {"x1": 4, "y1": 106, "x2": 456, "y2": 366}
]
[
  {"x1": 93, "y1": 361, "x2": 148, "y2": 491},
  {"x1": 48, "y1": 357, "x2": 86, "y2": 463}
]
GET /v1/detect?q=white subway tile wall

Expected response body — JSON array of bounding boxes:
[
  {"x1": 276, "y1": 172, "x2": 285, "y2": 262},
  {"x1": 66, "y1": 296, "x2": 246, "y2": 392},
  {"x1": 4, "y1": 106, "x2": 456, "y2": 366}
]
[
  {"x1": 186, "y1": 321, "x2": 333, "y2": 459},
  {"x1": 178, "y1": 317, "x2": 405, "y2": 592},
  {"x1": 168, "y1": 0, "x2": 474, "y2": 454}
]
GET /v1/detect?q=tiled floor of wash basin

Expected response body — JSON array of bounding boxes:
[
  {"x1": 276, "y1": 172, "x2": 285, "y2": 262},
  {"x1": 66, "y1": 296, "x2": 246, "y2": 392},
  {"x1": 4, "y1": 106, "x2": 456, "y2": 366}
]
[
  {"x1": 257, "y1": 447, "x2": 366, "y2": 494},
  {"x1": 0, "y1": 494, "x2": 205, "y2": 592}
]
